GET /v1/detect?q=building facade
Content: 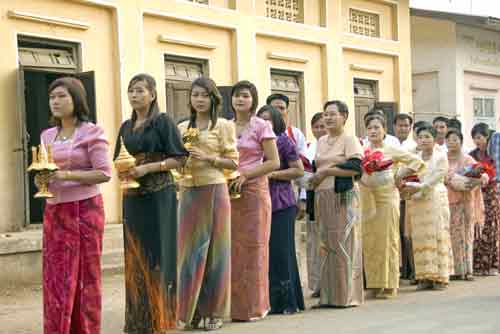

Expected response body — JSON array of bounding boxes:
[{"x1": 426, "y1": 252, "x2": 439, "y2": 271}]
[
  {"x1": 0, "y1": 0, "x2": 411, "y2": 283},
  {"x1": 412, "y1": 9, "x2": 500, "y2": 147}
]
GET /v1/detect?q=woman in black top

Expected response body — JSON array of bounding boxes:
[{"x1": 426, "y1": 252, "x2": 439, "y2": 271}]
[{"x1": 114, "y1": 73, "x2": 188, "y2": 333}]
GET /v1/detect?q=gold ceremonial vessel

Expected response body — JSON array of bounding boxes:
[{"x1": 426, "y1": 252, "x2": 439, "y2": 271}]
[
  {"x1": 114, "y1": 137, "x2": 140, "y2": 190},
  {"x1": 180, "y1": 127, "x2": 200, "y2": 180},
  {"x1": 225, "y1": 170, "x2": 242, "y2": 200},
  {"x1": 27, "y1": 143, "x2": 59, "y2": 198}
]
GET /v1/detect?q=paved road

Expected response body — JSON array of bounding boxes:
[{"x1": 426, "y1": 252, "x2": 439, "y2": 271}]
[{"x1": 1, "y1": 274, "x2": 499, "y2": 334}]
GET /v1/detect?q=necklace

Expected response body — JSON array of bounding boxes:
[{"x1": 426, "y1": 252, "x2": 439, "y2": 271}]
[
  {"x1": 57, "y1": 127, "x2": 76, "y2": 142},
  {"x1": 327, "y1": 134, "x2": 341, "y2": 146},
  {"x1": 236, "y1": 120, "x2": 250, "y2": 139}
]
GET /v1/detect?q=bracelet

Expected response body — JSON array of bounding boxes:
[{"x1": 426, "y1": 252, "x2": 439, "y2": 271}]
[
  {"x1": 65, "y1": 171, "x2": 72, "y2": 180},
  {"x1": 212, "y1": 157, "x2": 220, "y2": 168},
  {"x1": 160, "y1": 161, "x2": 167, "y2": 172}
]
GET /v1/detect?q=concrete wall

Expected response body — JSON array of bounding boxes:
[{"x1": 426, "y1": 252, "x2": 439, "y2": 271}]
[
  {"x1": 411, "y1": 16, "x2": 500, "y2": 148},
  {"x1": 457, "y1": 24, "x2": 500, "y2": 136},
  {"x1": 0, "y1": 0, "x2": 412, "y2": 234},
  {"x1": 411, "y1": 15, "x2": 458, "y2": 119}
]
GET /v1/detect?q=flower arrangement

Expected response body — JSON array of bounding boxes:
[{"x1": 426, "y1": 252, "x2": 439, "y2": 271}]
[
  {"x1": 361, "y1": 149, "x2": 394, "y2": 175},
  {"x1": 459, "y1": 162, "x2": 495, "y2": 180},
  {"x1": 448, "y1": 162, "x2": 494, "y2": 192}
]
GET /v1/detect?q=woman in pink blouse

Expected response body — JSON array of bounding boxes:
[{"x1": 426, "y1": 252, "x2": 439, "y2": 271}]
[
  {"x1": 40, "y1": 77, "x2": 111, "y2": 334},
  {"x1": 230, "y1": 81, "x2": 280, "y2": 321}
]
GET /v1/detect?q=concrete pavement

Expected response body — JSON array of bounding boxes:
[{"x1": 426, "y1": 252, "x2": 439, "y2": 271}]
[{"x1": 1, "y1": 274, "x2": 499, "y2": 334}]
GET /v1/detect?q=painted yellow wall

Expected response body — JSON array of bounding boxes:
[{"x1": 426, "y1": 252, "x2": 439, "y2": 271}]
[
  {"x1": 343, "y1": 0, "x2": 397, "y2": 41},
  {"x1": 255, "y1": 35, "x2": 325, "y2": 134},
  {"x1": 343, "y1": 49, "x2": 397, "y2": 127},
  {"x1": 0, "y1": 0, "x2": 122, "y2": 232},
  {"x1": 143, "y1": 14, "x2": 236, "y2": 113},
  {"x1": 1, "y1": 0, "x2": 412, "y2": 232}
]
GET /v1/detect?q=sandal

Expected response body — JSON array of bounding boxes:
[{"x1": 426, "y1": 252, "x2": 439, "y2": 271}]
[
  {"x1": 205, "y1": 318, "x2": 223, "y2": 331},
  {"x1": 188, "y1": 314, "x2": 204, "y2": 330},
  {"x1": 465, "y1": 274, "x2": 475, "y2": 281},
  {"x1": 432, "y1": 282, "x2": 448, "y2": 291},
  {"x1": 375, "y1": 288, "x2": 387, "y2": 299},
  {"x1": 416, "y1": 281, "x2": 432, "y2": 291},
  {"x1": 384, "y1": 288, "x2": 398, "y2": 298}
]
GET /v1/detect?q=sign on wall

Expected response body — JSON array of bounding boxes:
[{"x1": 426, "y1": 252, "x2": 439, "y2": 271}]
[{"x1": 459, "y1": 25, "x2": 500, "y2": 74}]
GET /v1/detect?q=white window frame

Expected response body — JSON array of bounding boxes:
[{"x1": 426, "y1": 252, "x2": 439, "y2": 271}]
[{"x1": 473, "y1": 96, "x2": 496, "y2": 131}]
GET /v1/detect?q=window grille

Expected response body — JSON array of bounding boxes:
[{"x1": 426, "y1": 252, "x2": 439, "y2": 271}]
[
  {"x1": 265, "y1": 0, "x2": 302, "y2": 23},
  {"x1": 349, "y1": 9, "x2": 380, "y2": 38}
]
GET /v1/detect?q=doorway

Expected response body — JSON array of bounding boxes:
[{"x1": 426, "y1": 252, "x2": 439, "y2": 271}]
[
  {"x1": 354, "y1": 79, "x2": 377, "y2": 137},
  {"x1": 17, "y1": 37, "x2": 95, "y2": 225},
  {"x1": 270, "y1": 70, "x2": 305, "y2": 132}
]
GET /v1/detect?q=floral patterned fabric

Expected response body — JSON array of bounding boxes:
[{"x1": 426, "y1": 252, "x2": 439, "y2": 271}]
[
  {"x1": 469, "y1": 149, "x2": 500, "y2": 274},
  {"x1": 43, "y1": 195, "x2": 105, "y2": 334}
]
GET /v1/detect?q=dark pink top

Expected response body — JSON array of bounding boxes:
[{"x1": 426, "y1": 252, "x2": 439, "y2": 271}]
[{"x1": 41, "y1": 122, "x2": 111, "y2": 204}]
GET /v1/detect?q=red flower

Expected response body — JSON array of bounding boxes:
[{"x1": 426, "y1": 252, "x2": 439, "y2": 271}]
[
  {"x1": 402, "y1": 175, "x2": 420, "y2": 183},
  {"x1": 362, "y1": 149, "x2": 394, "y2": 175}
]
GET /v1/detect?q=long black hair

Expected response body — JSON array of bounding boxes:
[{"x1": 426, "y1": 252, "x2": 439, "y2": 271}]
[
  {"x1": 188, "y1": 77, "x2": 221, "y2": 131},
  {"x1": 128, "y1": 73, "x2": 160, "y2": 131},
  {"x1": 257, "y1": 105, "x2": 286, "y2": 135}
]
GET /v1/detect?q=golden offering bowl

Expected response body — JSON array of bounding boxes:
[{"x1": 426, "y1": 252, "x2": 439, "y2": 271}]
[
  {"x1": 181, "y1": 128, "x2": 200, "y2": 179},
  {"x1": 114, "y1": 137, "x2": 140, "y2": 190},
  {"x1": 27, "y1": 144, "x2": 59, "y2": 198},
  {"x1": 225, "y1": 170, "x2": 241, "y2": 200},
  {"x1": 182, "y1": 127, "x2": 200, "y2": 148},
  {"x1": 34, "y1": 170, "x2": 55, "y2": 198}
]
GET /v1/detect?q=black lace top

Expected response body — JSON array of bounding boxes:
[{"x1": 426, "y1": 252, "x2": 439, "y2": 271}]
[{"x1": 114, "y1": 113, "x2": 188, "y2": 195}]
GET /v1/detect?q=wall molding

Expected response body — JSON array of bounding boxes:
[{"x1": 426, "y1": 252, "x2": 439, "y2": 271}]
[
  {"x1": 267, "y1": 52, "x2": 309, "y2": 64},
  {"x1": 341, "y1": 43, "x2": 399, "y2": 57},
  {"x1": 158, "y1": 34, "x2": 217, "y2": 50},
  {"x1": 350, "y1": 64, "x2": 384, "y2": 73},
  {"x1": 469, "y1": 84, "x2": 499, "y2": 92},
  {"x1": 256, "y1": 31, "x2": 327, "y2": 46},
  {"x1": 7, "y1": 10, "x2": 91, "y2": 30},
  {"x1": 143, "y1": 8, "x2": 237, "y2": 31}
]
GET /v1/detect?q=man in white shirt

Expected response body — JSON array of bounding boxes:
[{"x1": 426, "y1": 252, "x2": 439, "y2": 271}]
[
  {"x1": 394, "y1": 113, "x2": 417, "y2": 151},
  {"x1": 266, "y1": 93, "x2": 307, "y2": 156},
  {"x1": 393, "y1": 113, "x2": 417, "y2": 281},
  {"x1": 433, "y1": 116, "x2": 449, "y2": 152}
]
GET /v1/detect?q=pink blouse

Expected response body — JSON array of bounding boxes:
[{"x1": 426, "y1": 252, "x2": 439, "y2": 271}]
[
  {"x1": 41, "y1": 122, "x2": 111, "y2": 205},
  {"x1": 236, "y1": 116, "x2": 276, "y2": 172}
]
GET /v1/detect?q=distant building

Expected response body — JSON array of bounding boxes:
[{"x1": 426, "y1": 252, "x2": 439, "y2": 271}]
[{"x1": 411, "y1": 8, "x2": 500, "y2": 146}]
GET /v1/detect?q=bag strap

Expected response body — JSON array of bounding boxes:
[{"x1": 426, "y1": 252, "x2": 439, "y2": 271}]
[{"x1": 287, "y1": 126, "x2": 297, "y2": 144}]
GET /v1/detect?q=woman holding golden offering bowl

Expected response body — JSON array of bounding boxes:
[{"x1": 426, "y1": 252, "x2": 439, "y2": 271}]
[
  {"x1": 176, "y1": 77, "x2": 238, "y2": 331},
  {"x1": 114, "y1": 73, "x2": 188, "y2": 333},
  {"x1": 28, "y1": 143, "x2": 59, "y2": 198},
  {"x1": 40, "y1": 77, "x2": 112, "y2": 334}
]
